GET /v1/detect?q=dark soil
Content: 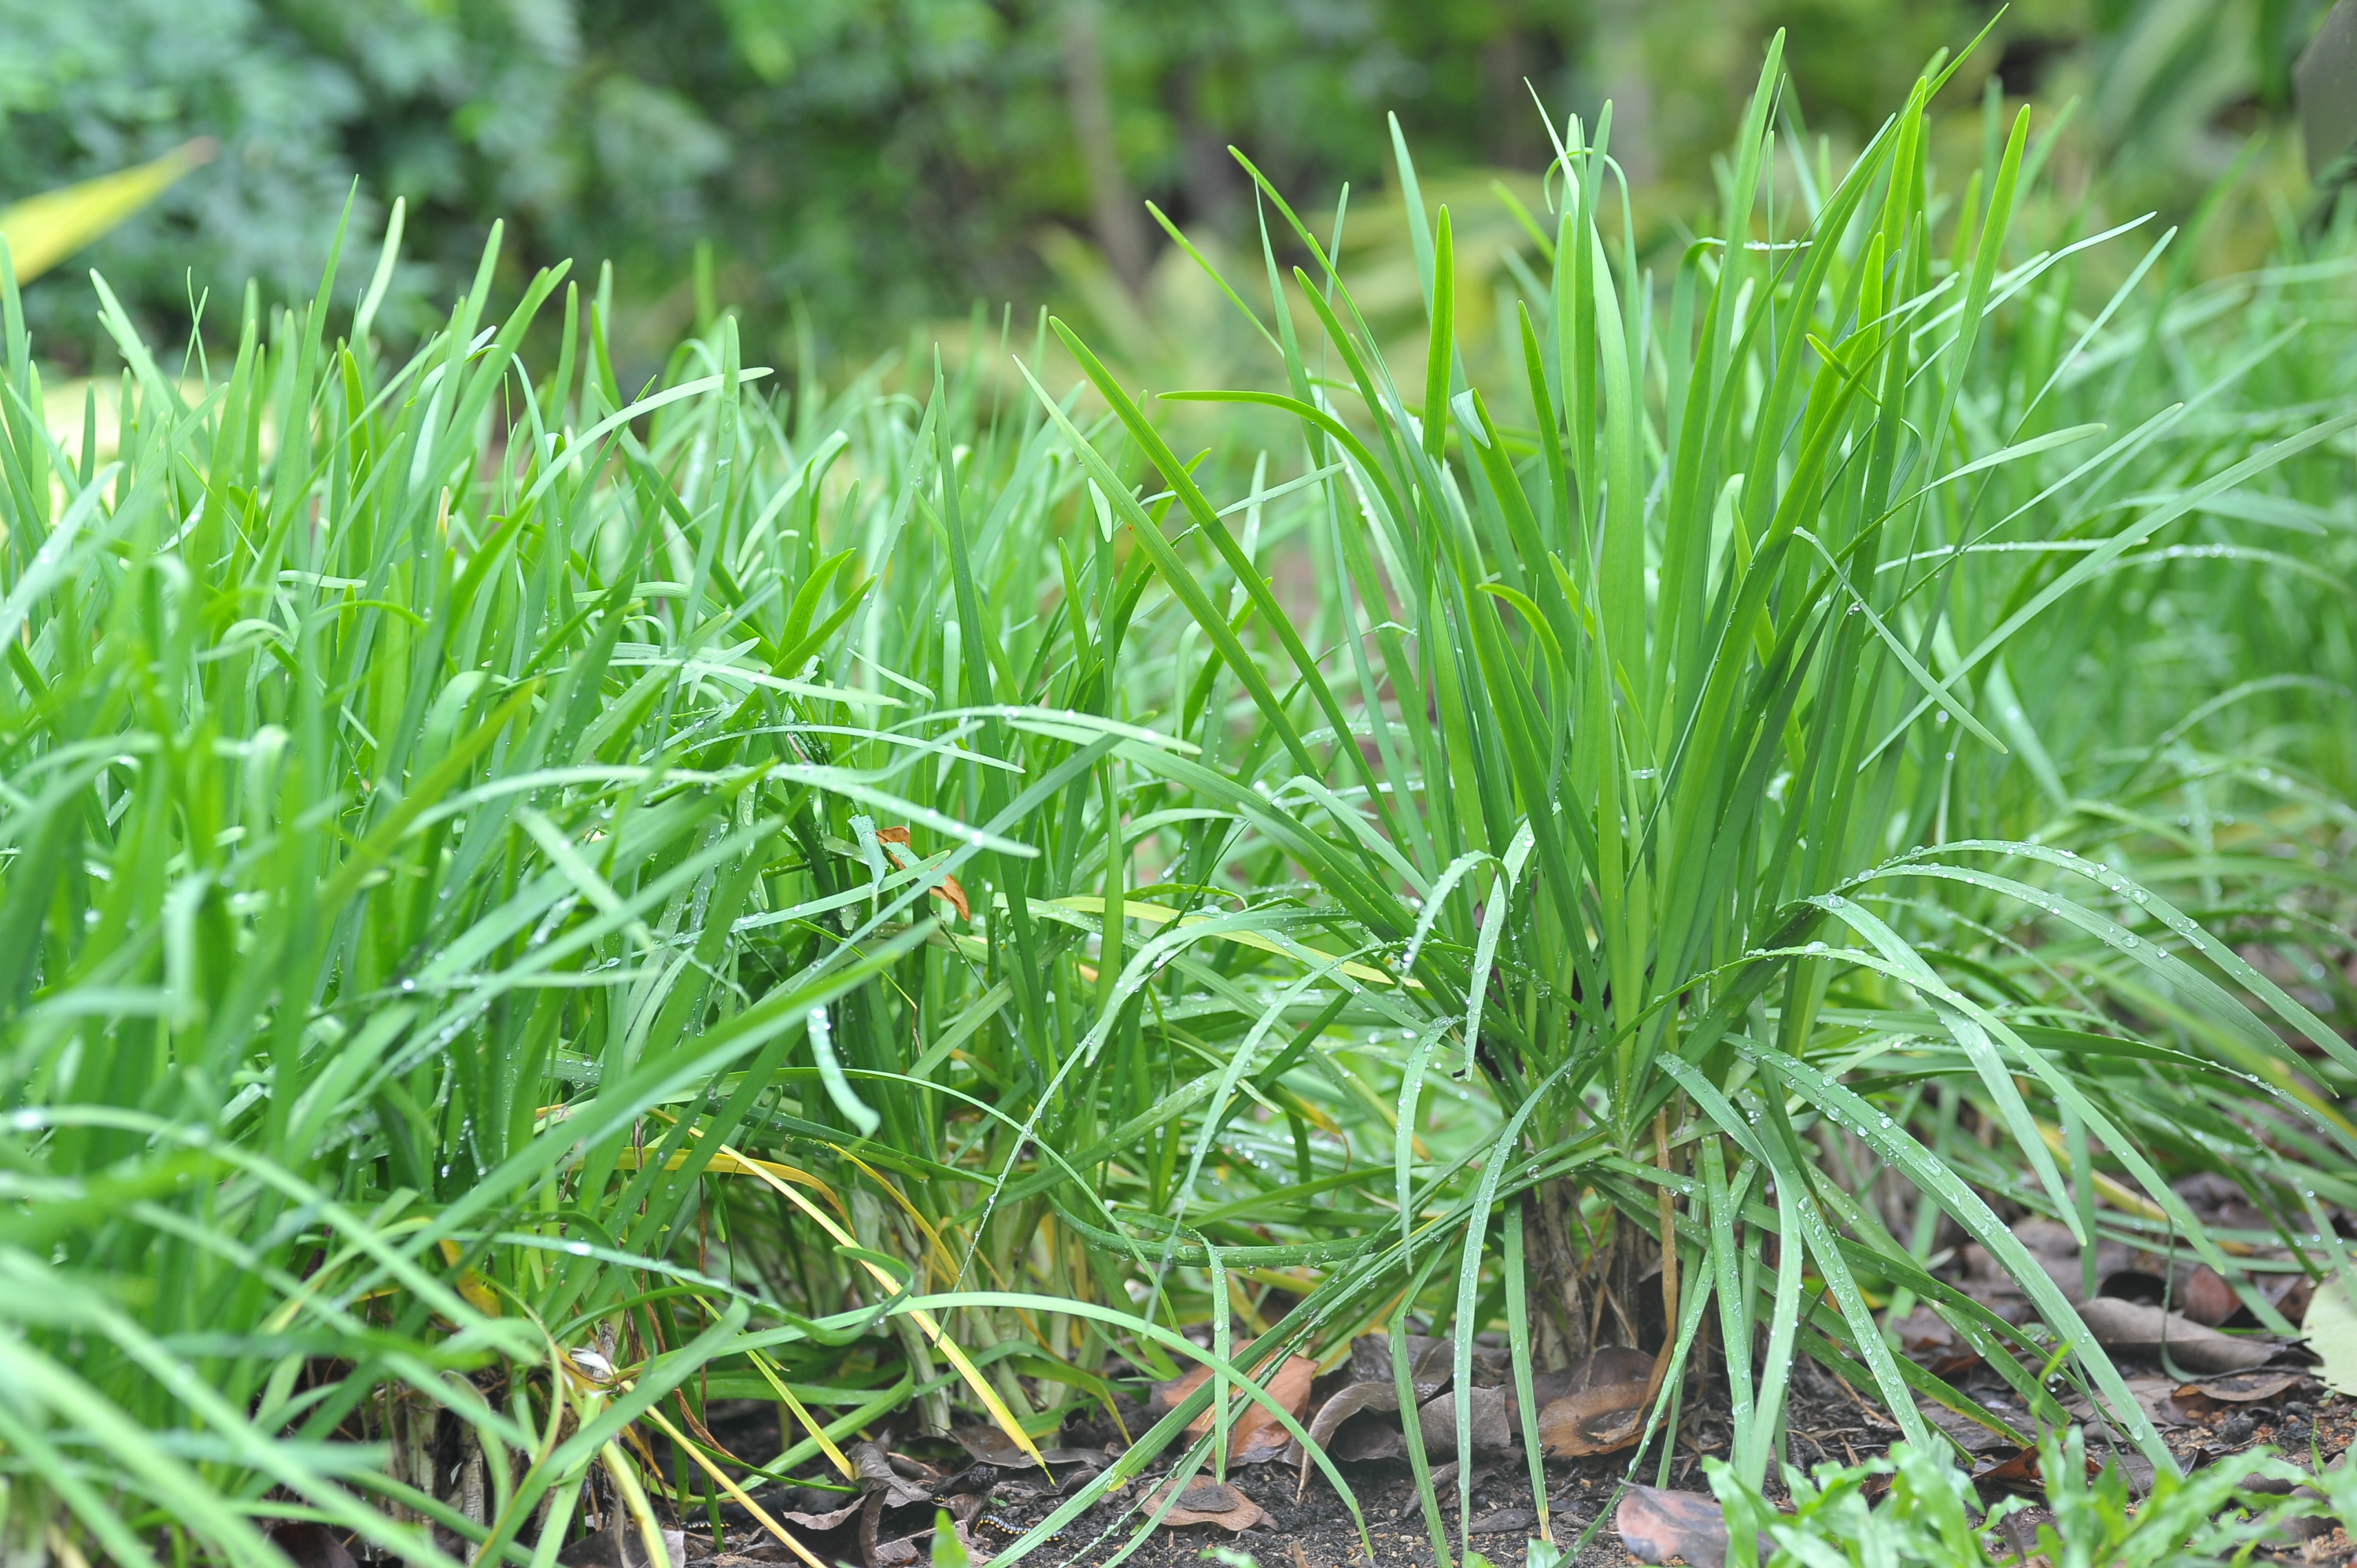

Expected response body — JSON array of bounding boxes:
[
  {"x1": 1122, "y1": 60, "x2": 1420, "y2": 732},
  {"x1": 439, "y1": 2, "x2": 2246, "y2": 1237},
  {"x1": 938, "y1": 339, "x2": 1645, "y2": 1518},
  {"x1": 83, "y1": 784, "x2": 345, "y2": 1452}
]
[
  {"x1": 670, "y1": 1353, "x2": 2354, "y2": 1568},
  {"x1": 689, "y1": 1449, "x2": 1642, "y2": 1568}
]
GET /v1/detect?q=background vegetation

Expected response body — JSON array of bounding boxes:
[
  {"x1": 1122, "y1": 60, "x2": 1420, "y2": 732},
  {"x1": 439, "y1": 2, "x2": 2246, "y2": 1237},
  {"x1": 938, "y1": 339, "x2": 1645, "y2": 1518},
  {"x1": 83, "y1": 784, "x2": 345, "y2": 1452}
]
[
  {"x1": 0, "y1": 0, "x2": 2342, "y2": 369},
  {"x1": 3, "y1": 5, "x2": 2356, "y2": 1567}
]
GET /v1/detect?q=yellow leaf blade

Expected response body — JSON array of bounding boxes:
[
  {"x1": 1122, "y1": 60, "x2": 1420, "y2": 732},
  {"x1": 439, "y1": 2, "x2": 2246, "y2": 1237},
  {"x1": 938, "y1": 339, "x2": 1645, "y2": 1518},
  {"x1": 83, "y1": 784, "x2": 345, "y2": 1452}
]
[{"x1": 0, "y1": 139, "x2": 216, "y2": 283}]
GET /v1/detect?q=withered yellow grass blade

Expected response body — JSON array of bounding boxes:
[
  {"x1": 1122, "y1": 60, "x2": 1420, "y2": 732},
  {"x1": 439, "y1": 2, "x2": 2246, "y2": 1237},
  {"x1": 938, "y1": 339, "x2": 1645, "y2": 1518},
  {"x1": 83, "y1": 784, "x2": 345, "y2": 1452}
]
[
  {"x1": 612, "y1": 1143, "x2": 851, "y2": 1219},
  {"x1": 1046, "y1": 896, "x2": 1419, "y2": 988},
  {"x1": 711, "y1": 1140, "x2": 1051, "y2": 1473},
  {"x1": 745, "y1": 1346, "x2": 855, "y2": 1479},
  {"x1": 642, "y1": 1405, "x2": 835, "y2": 1568}
]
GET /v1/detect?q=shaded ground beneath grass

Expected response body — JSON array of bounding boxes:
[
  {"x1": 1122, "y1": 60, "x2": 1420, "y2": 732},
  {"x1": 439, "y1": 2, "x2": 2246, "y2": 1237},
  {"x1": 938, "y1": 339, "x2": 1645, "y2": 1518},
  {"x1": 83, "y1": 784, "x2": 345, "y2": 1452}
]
[{"x1": 656, "y1": 1356, "x2": 2353, "y2": 1568}]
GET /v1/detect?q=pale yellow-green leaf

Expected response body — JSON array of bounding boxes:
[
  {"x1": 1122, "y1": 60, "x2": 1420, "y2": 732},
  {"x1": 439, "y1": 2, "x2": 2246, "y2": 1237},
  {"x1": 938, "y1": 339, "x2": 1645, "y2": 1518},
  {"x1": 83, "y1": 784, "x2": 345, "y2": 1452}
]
[
  {"x1": 0, "y1": 139, "x2": 216, "y2": 284},
  {"x1": 2304, "y1": 1274, "x2": 2357, "y2": 1397}
]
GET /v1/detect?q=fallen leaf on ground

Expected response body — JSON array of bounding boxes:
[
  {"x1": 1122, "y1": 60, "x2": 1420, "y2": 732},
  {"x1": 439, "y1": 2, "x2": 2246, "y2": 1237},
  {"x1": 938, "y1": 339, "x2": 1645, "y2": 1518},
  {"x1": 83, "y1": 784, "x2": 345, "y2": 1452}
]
[
  {"x1": 2303, "y1": 1275, "x2": 2357, "y2": 1397},
  {"x1": 866, "y1": 1535, "x2": 921, "y2": 1568},
  {"x1": 1150, "y1": 1361, "x2": 1214, "y2": 1413},
  {"x1": 859, "y1": 1494, "x2": 984, "y2": 1568},
  {"x1": 2170, "y1": 1368, "x2": 2306, "y2": 1416},
  {"x1": 1616, "y1": 1485, "x2": 1730, "y2": 1567},
  {"x1": 950, "y1": 1427, "x2": 1106, "y2": 1468},
  {"x1": 1530, "y1": 1344, "x2": 1655, "y2": 1404},
  {"x1": 1291, "y1": 1337, "x2": 1455, "y2": 1484},
  {"x1": 1145, "y1": 1478, "x2": 1270, "y2": 1532},
  {"x1": 2119, "y1": 1375, "x2": 2195, "y2": 1429},
  {"x1": 1293, "y1": 1377, "x2": 1403, "y2": 1485},
  {"x1": 2183, "y1": 1266, "x2": 2240, "y2": 1326},
  {"x1": 1154, "y1": 1354, "x2": 1317, "y2": 1462},
  {"x1": 848, "y1": 1442, "x2": 947, "y2": 1509},
  {"x1": 1345, "y1": 1332, "x2": 1454, "y2": 1399},
  {"x1": 1300, "y1": 1378, "x2": 1397, "y2": 1446},
  {"x1": 2177, "y1": 1265, "x2": 2315, "y2": 1328},
  {"x1": 1534, "y1": 1345, "x2": 1661, "y2": 1457},
  {"x1": 1468, "y1": 1508, "x2": 1537, "y2": 1535},
  {"x1": 1214, "y1": 1354, "x2": 1318, "y2": 1462},
  {"x1": 776, "y1": 1497, "x2": 865, "y2": 1532},
  {"x1": 1887, "y1": 1308, "x2": 1980, "y2": 1377},
  {"x1": 1416, "y1": 1383, "x2": 1517, "y2": 1457},
  {"x1": 2229, "y1": 1468, "x2": 2339, "y2": 1545},
  {"x1": 1915, "y1": 1398, "x2": 2021, "y2": 1454},
  {"x1": 2072, "y1": 1297, "x2": 2278, "y2": 1372},
  {"x1": 268, "y1": 1524, "x2": 357, "y2": 1568},
  {"x1": 1986, "y1": 1507, "x2": 2050, "y2": 1561},
  {"x1": 1971, "y1": 1444, "x2": 2100, "y2": 1504},
  {"x1": 1969, "y1": 1447, "x2": 2047, "y2": 1502},
  {"x1": 1537, "y1": 1379, "x2": 1651, "y2": 1455}
]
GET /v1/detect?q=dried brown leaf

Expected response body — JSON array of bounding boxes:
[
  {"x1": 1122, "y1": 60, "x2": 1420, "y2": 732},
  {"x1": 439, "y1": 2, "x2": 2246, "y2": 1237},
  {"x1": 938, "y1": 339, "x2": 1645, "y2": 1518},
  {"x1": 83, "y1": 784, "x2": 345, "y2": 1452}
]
[
  {"x1": 1150, "y1": 1361, "x2": 1214, "y2": 1415},
  {"x1": 1343, "y1": 1333, "x2": 1453, "y2": 1400},
  {"x1": 1302, "y1": 1380, "x2": 1398, "y2": 1449},
  {"x1": 2182, "y1": 1266, "x2": 2240, "y2": 1326},
  {"x1": 950, "y1": 1427, "x2": 1104, "y2": 1469},
  {"x1": 1536, "y1": 1381, "x2": 1650, "y2": 1457},
  {"x1": 1416, "y1": 1384, "x2": 1517, "y2": 1458},
  {"x1": 1616, "y1": 1485, "x2": 1732, "y2": 1567},
  {"x1": 846, "y1": 1443, "x2": 945, "y2": 1511},
  {"x1": 1145, "y1": 1478, "x2": 1270, "y2": 1532},
  {"x1": 267, "y1": 1524, "x2": 356, "y2": 1568},
  {"x1": 2171, "y1": 1368, "x2": 2306, "y2": 1408},
  {"x1": 1222, "y1": 1354, "x2": 1317, "y2": 1462},
  {"x1": 775, "y1": 1498, "x2": 864, "y2": 1532},
  {"x1": 2072, "y1": 1297, "x2": 2279, "y2": 1372},
  {"x1": 1915, "y1": 1397, "x2": 2021, "y2": 1455},
  {"x1": 1971, "y1": 1443, "x2": 2099, "y2": 1504}
]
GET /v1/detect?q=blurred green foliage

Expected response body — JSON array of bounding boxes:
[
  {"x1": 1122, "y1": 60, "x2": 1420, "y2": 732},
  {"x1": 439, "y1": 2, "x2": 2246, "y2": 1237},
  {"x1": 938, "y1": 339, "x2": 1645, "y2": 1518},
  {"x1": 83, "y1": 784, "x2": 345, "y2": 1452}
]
[{"x1": 0, "y1": 0, "x2": 2337, "y2": 367}]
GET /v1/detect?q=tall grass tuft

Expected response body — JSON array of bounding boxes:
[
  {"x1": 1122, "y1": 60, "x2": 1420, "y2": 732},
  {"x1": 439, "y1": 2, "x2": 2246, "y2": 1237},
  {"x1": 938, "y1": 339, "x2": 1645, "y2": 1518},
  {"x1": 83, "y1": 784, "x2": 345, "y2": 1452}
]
[{"x1": 2, "y1": 35, "x2": 2353, "y2": 1567}]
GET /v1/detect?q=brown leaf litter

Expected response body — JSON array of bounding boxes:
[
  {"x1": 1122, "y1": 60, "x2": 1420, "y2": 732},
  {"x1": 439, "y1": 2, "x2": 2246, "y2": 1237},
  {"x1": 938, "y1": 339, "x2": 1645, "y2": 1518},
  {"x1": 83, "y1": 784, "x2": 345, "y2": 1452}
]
[{"x1": 1141, "y1": 1477, "x2": 1270, "y2": 1532}]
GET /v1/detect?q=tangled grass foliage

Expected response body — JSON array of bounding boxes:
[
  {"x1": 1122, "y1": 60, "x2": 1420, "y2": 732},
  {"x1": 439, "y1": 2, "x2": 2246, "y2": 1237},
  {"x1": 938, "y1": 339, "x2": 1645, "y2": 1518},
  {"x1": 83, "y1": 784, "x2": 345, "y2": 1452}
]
[{"x1": 2, "y1": 36, "x2": 2354, "y2": 1567}]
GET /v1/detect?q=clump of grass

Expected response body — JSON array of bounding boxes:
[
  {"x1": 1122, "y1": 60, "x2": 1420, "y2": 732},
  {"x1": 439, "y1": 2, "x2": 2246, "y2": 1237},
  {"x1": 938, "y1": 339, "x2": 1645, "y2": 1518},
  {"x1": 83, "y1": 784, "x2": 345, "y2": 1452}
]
[
  {"x1": 1705, "y1": 1432, "x2": 2355, "y2": 1565},
  {"x1": 1098, "y1": 31, "x2": 2357, "y2": 1543},
  {"x1": 2, "y1": 31, "x2": 2353, "y2": 1568}
]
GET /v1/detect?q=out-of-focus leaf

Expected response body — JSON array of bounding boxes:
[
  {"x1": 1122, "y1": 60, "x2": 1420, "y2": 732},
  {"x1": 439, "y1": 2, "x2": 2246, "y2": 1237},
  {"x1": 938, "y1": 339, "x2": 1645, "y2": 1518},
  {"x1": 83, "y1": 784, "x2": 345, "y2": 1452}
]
[
  {"x1": 0, "y1": 141, "x2": 214, "y2": 283},
  {"x1": 2304, "y1": 1276, "x2": 2357, "y2": 1397}
]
